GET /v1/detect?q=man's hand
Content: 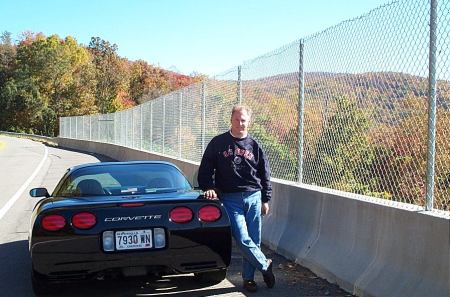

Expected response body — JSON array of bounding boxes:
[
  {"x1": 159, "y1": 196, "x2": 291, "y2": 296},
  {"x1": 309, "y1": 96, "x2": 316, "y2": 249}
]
[
  {"x1": 203, "y1": 189, "x2": 218, "y2": 200},
  {"x1": 261, "y1": 202, "x2": 270, "y2": 216}
]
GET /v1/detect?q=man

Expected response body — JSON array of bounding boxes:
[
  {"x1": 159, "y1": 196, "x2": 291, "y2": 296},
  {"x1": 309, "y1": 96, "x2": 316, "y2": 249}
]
[{"x1": 198, "y1": 105, "x2": 275, "y2": 293}]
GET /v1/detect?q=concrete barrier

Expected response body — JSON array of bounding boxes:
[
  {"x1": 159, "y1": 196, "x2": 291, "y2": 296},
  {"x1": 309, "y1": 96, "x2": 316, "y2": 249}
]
[
  {"x1": 55, "y1": 137, "x2": 450, "y2": 297},
  {"x1": 265, "y1": 181, "x2": 450, "y2": 297},
  {"x1": 0, "y1": 131, "x2": 57, "y2": 145},
  {"x1": 55, "y1": 138, "x2": 200, "y2": 186}
]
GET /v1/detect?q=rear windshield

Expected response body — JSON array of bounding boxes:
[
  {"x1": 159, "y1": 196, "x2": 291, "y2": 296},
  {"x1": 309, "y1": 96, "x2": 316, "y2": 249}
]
[{"x1": 53, "y1": 163, "x2": 192, "y2": 197}]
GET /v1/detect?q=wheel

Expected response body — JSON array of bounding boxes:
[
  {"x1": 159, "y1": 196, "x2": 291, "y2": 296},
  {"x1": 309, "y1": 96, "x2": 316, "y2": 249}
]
[
  {"x1": 194, "y1": 269, "x2": 227, "y2": 285},
  {"x1": 31, "y1": 269, "x2": 51, "y2": 296}
]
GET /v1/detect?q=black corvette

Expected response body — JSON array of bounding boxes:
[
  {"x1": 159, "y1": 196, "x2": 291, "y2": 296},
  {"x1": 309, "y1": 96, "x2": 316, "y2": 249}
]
[{"x1": 29, "y1": 161, "x2": 231, "y2": 295}]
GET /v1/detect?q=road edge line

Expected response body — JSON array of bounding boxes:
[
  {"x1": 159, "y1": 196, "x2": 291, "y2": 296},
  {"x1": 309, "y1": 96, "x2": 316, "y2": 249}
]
[{"x1": 0, "y1": 145, "x2": 49, "y2": 220}]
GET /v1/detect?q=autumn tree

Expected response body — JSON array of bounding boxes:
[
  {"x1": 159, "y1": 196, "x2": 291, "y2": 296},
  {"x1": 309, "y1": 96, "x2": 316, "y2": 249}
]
[
  {"x1": 88, "y1": 37, "x2": 128, "y2": 113},
  {"x1": 370, "y1": 95, "x2": 450, "y2": 208}
]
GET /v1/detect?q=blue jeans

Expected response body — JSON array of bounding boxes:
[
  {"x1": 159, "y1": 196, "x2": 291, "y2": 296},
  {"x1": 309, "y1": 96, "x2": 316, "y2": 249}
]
[{"x1": 220, "y1": 191, "x2": 269, "y2": 281}]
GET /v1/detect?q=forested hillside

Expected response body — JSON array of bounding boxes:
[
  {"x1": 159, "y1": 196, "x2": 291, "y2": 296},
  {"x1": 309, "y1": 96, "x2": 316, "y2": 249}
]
[
  {"x1": 244, "y1": 72, "x2": 449, "y2": 209},
  {"x1": 0, "y1": 31, "x2": 202, "y2": 136}
]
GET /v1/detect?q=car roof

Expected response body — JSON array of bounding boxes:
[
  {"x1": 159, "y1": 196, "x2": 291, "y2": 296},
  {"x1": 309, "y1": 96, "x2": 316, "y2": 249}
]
[{"x1": 68, "y1": 160, "x2": 179, "y2": 173}]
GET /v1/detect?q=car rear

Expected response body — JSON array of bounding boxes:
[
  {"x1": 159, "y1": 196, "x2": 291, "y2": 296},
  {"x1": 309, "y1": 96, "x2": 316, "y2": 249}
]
[{"x1": 30, "y1": 196, "x2": 231, "y2": 282}]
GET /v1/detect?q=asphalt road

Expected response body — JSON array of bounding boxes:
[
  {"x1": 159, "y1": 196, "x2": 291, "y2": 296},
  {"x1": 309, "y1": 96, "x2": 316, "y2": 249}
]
[{"x1": 0, "y1": 135, "x2": 353, "y2": 297}]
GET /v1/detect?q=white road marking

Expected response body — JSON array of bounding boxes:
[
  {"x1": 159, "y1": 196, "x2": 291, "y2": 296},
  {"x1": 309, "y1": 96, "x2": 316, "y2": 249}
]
[{"x1": 0, "y1": 145, "x2": 49, "y2": 220}]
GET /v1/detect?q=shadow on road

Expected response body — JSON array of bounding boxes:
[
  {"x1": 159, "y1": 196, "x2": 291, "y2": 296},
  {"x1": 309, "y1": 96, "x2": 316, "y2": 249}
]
[
  {"x1": 0, "y1": 240, "x2": 32, "y2": 296},
  {"x1": 0, "y1": 240, "x2": 239, "y2": 297},
  {"x1": 43, "y1": 276, "x2": 238, "y2": 297},
  {"x1": 0, "y1": 240, "x2": 353, "y2": 297}
]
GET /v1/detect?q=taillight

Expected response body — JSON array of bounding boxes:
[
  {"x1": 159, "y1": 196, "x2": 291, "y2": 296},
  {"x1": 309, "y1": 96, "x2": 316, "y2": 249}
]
[
  {"x1": 72, "y1": 212, "x2": 96, "y2": 229},
  {"x1": 198, "y1": 205, "x2": 221, "y2": 222},
  {"x1": 41, "y1": 214, "x2": 66, "y2": 231},
  {"x1": 169, "y1": 207, "x2": 193, "y2": 223}
]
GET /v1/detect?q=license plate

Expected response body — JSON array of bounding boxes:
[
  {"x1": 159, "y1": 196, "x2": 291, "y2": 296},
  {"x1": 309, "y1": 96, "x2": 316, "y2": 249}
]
[{"x1": 115, "y1": 230, "x2": 152, "y2": 250}]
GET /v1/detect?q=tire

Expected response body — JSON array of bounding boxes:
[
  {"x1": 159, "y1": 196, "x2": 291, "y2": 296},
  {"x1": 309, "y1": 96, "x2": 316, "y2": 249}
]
[
  {"x1": 194, "y1": 269, "x2": 227, "y2": 285},
  {"x1": 31, "y1": 269, "x2": 51, "y2": 296}
]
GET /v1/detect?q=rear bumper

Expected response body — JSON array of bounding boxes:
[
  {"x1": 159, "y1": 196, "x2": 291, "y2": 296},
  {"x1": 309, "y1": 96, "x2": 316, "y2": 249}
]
[{"x1": 31, "y1": 228, "x2": 231, "y2": 280}]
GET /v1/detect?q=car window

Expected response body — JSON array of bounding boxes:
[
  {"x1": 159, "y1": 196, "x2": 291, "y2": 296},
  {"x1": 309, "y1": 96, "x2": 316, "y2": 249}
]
[
  {"x1": 53, "y1": 163, "x2": 192, "y2": 197},
  {"x1": 58, "y1": 173, "x2": 121, "y2": 197}
]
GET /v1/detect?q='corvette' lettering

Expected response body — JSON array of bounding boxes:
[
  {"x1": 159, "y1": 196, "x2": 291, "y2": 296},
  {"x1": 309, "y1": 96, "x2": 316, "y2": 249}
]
[{"x1": 104, "y1": 215, "x2": 162, "y2": 222}]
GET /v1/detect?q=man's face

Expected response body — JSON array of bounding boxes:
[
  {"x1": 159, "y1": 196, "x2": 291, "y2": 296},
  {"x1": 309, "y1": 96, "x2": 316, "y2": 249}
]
[{"x1": 230, "y1": 109, "x2": 250, "y2": 137}]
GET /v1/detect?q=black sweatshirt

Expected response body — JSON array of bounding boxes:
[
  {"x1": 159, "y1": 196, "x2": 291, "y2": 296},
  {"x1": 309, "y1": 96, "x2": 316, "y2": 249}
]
[{"x1": 198, "y1": 131, "x2": 272, "y2": 202}]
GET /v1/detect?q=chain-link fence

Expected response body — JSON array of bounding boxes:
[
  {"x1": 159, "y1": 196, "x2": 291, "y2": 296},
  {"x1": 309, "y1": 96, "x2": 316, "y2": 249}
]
[
  {"x1": 435, "y1": 0, "x2": 450, "y2": 211},
  {"x1": 59, "y1": 0, "x2": 449, "y2": 212}
]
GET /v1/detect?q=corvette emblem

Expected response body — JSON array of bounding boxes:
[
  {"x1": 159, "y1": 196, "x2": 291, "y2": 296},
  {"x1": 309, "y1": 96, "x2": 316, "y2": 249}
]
[{"x1": 104, "y1": 215, "x2": 162, "y2": 222}]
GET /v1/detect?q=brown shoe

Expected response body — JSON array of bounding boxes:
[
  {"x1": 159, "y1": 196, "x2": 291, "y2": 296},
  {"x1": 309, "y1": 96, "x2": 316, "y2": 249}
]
[
  {"x1": 243, "y1": 280, "x2": 258, "y2": 293},
  {"x1": 262, "y1": 259, "x2": 275, "y2": 288}
]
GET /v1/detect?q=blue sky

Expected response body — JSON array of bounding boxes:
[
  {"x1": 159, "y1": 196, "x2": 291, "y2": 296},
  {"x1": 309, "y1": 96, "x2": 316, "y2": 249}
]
[{"x1": 0, "y1": 0, "x2": 389, "y2": 76}]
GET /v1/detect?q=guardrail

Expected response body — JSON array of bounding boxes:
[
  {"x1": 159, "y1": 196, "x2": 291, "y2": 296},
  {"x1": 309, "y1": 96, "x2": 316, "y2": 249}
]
[{"x1": 0, "y1": 131, "x2": 57, "y2": 146}]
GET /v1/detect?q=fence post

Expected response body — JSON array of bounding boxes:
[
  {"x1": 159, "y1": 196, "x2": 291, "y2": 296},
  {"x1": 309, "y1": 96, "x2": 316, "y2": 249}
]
[
  {"x1": 68, "y1": 117, "x2": 70, "y2": 138},
  {"x1": 163, "y1": 97, "x2": 166, "y2": 154},
  {"x1": 98, "y1": 115, "x2": 100, "y2": 142},
  {"x1": 179, "y1": 91, "x2": 183, "y2": 158},
  {"x1": 201, "y1": 81, "x2": 206, "y2": 153},
  {"x1": 425, "y1": 0, "x2": 438, "y2": 211},
  {"x1": 237, "y1": 66, "x2": 242, "y2": 104},
  {"x1": 113, "y1": 114, "x2": 116, "y2": 144},
  {"x1": 75, "y1": 117, "x2": 78, "y2": 139},
  {"x1": 131, "y1": 109, "x2": 135, "y2": 148},
  {"x1": 59, "y1": 118, "x2": 62, "y2": 137},
  {"x1": 298, "y1": 39, "x2": 305, "y2": 184},
  {"x1": 119, "y1": 112, "x2": 122, "y2": 145},
  {"x1": 140, "y1": 105, "x2": 143, "y2": 150},
  {"x1": 122, "y1": 112, "x2": 125, "y2": 145},
  {"x1": 82, "y1": 116, "x2": 85, "y2": 140},
  {"x1": 125, "y1": 109, "x2": 130, "y2": 146},
  {"x1": 150, "y1": 101, "x2": 153, "y2": 151}
]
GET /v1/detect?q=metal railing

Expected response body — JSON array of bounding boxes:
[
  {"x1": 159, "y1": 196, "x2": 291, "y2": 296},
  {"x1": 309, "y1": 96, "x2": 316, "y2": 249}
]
[{"x1": 60, "y1": 0, "x2": 449, "y2": 212}]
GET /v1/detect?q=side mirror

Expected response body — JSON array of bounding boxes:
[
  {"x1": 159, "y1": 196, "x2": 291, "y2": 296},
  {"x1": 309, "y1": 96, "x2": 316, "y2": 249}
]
[{"x1": 30, "y1": 188, "x2": 50, "y2": 198}]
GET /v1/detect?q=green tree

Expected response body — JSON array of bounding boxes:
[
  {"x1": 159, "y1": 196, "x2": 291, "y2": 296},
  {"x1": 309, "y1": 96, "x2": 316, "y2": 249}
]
[
  {"x1": 9, "y1": 33, "x2": 96, "y2": 135},
  {"x1": 0, "y1": 77, "x2": 43, "y2": 133},
  {"x1": 251, "y1": 122, "x2": 298, "y2": 181},
  {"x1": 304, "y1": 96, "x2": 376, "y2": 194},
  {"x1": 0, "y1": 31, "x2": 15, "y2": 83},
  {"x1": 0, "y1": 31, "x2": 17, "y2": 130}
]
